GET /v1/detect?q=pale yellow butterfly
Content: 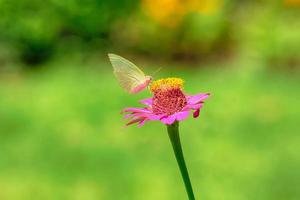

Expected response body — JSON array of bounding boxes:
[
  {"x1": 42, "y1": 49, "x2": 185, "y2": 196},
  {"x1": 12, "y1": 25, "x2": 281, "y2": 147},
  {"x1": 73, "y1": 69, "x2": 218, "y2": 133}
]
[{"x1": 108, "y1": 53, "x2": 152, "y2": 94}]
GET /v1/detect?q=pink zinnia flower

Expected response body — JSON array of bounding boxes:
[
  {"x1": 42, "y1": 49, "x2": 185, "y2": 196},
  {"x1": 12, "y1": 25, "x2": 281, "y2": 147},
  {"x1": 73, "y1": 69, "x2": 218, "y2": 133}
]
[{"x1": 122, "y1": 78, "x2": 210, "y2": 127}]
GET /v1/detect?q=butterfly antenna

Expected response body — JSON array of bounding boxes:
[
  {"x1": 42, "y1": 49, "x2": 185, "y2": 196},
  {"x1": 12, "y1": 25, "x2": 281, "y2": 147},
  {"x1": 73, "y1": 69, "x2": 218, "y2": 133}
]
[{"x1": 151, "y1": 67, "x2": 162, "y2": 77}]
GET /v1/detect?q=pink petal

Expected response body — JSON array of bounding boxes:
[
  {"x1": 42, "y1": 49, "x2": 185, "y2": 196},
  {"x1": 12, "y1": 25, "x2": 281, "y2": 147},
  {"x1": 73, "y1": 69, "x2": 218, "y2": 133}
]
[
  {"x1": 160, "y1": 114, "x2": 177, "y2": 125},
  {"x1": 123, "y1": 114, "x2": 133, "y2": 119},
  {"x1": 183, "y1": 103, "x2": 203, "y2": 110},
  {"x1": 193, "y1": 109, "x2": 200, "y2": 118},
  {"x1": 126, "y1": 117, "x2": 144, "y2": 126},
  {"x1": 147, "y1": 114, "x2": 164, "y2": 120},
  {"x1": 137, "y1": 119, "x2": 148, "y2": 128},
  {"x1": 187, "y1": 93, "x2": 210, "y2": 104},
  {"x1": 130, "y1": 113, "x2": 156, "y2": 119},
  {"x1": 174, "y1": 111, "x2": 189, "y2": 121},
  {"x1": 139, "y1": 98, "x2": 153, "y2": 106},
  {"x1": 123, "y1": 107, "x2": 151, "y2": 113}
]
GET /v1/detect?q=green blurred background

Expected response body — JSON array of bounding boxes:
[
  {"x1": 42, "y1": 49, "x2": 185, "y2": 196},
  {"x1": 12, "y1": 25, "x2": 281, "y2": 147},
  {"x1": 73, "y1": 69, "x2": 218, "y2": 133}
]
[{"x1": 0, "y1": 0, "x2": 299, "y2": 199}]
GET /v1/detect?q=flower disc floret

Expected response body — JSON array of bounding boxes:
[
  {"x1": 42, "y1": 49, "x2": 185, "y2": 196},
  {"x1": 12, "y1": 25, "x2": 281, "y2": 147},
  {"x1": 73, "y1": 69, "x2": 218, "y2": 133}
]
[{"x1": 150, "y1": 77, "x2": 184, "y2": 93}]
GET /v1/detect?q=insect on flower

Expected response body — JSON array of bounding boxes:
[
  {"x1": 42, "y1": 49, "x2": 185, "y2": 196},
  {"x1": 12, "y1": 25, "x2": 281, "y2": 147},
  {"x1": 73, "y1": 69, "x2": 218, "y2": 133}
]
[
  {"x1": 123, "y1": 78, "x2": 210, "y2": 127},
  {"x1": 120, "y1": 77, "x2": 210, "y2": 199},
  {"x1": 108, "y1": 53, "x2": 152, "y2": 94},
  {"x1": 109, "y1": 54, "x2": 211, "y2": 199}
]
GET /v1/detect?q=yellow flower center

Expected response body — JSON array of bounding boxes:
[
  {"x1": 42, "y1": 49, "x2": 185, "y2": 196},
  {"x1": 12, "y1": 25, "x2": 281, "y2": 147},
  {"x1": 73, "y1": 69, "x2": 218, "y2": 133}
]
[{"x1": 150, "y1": 77, "x2": 184, "y2": 93}]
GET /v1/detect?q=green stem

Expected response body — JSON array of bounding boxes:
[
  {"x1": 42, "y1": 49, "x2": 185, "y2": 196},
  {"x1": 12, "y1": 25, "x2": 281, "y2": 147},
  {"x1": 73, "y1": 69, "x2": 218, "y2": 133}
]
[{"x1": 167, "y1": 121, "x2": 195, "y2": 200}]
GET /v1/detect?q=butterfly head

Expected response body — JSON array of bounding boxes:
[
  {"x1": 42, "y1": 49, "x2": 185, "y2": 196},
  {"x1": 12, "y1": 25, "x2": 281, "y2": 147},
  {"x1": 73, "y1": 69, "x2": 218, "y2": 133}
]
[{"x1": 146, "y1": 76, "x2": 153, "y2": 82}]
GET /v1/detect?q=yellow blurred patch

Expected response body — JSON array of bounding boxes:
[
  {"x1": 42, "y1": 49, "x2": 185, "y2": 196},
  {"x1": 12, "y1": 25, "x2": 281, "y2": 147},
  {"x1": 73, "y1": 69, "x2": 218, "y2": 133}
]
[
  {"x1": 284, "y1": 0, "x2": 300, "y2": 7},
  {"x1": 142, "y1": 0, "x2": 223, "y2": 27}
]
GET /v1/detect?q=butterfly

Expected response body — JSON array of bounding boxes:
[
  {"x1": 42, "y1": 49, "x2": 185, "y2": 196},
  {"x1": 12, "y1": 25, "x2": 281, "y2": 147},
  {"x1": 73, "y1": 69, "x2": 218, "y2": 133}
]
[{"x1": 108, "y1": 53, "x2": 152, "y2": 94}]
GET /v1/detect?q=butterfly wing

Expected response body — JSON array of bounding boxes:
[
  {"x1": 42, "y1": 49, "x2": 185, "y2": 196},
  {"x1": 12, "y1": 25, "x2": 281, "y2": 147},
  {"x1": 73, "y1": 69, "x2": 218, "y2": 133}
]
[{"x1": 108, "y1": 53, "x2": 148, "y2": 93}]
